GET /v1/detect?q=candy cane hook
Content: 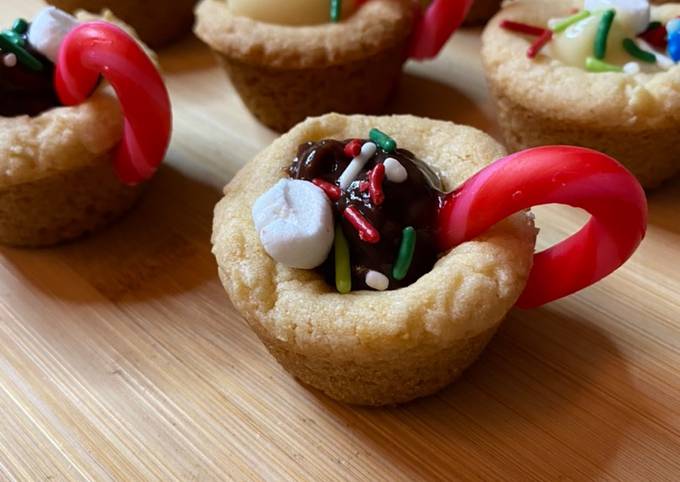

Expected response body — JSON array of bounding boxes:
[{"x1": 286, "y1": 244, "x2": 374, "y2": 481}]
[
  {"x1": 55, "y1": 21, "x2": 172, "y2": 185},
  {"x1": 409, "y1": 0, "x2": 474, "y2": 59},
  {"x1": 438, "y1": 146, "x2": 647, "y2": 308}
]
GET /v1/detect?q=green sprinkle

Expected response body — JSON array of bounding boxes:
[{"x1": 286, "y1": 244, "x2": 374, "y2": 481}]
[
  {"x1": 645, "y1": 21, "x2": 662, "y2": 31},
  {"x1": 11, "y1": 18, "x2": 28, "y2": 35},
  {"x1": 0, "y1": 33, "x2": 42, "y2": 71},
  {"x1": 369, "y1": 128, "x2": 397, "y2": 152},
  {"x1": 392, "y1": 227, "x2": 416, "y2": 281},
  {"x1": 585, "y1": 56, "x2": 623, "y2": 73},
  {"x1": 334, "y1": 224, "x2": 351, "y2": 294},
  {"x1": 2, "y1": 30, "x2": 24, "y2": 46},
  {"x1": 551, "y1": 10, "x2": 590, "y2": 33},
  {"x1": 594, "y1": 9, "x2": 616, "y2": 60},
  {"x1": 622, "y1": 38, "x2": 656, "y2": 63},
  {"x1": 330, "y1": 0, "x2": 342, "y2": 23}
]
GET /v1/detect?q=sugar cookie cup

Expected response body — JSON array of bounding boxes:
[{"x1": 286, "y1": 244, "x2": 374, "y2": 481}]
[
  {"x1": 0, "y1": 11, "x2": 171, "y2": 247},
  {"x1": 212, "y1": 114, "x2": 537, "y2": 405},
  {"x1": 195, "y1": 0, "x2": 416, "y2": 132},
  {"x1": 46, "y1": 0, "x2": 199, "y2": 47},
  {"x1": 482, "y1": 0, "x2": 680, "y2": 188},
  {"x1": 0, "y1": 92, "x2": 140, "y2": 247}
]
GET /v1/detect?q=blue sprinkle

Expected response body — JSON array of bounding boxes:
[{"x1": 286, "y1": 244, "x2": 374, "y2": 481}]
[{"x1": 668, "y1": 30, "x2": 680, "y2": 62}]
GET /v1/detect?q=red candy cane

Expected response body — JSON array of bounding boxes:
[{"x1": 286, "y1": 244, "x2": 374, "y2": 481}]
[
  {"x1": 438, "y1": 146, "x2": 647, "y2": 309},
  {"x1": 409, "y1": 0, "x2": 474, "y2": 59},
  {"x1": 55, "y1": 22, "x2": 172, "y2": 185}
]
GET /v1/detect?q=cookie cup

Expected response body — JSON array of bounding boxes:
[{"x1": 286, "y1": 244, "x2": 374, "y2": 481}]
[
  {"x1": 482, "y1": 0, "x2": 680, "y2": 188},
  {"x1": 212, "y1": 114, "x2": 537, "y2": 405},
  {"x1": 0, "y1": 92, "x2": 142, "y2": 247},
  {"x1": 47, "y1": 0, "x2": 198, "y2": 47},
  {"x1": 195, "y1": 0, "x2": 415, "y2": 132}
]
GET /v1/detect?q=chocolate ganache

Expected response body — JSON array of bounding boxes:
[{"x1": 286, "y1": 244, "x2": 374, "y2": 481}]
[
  {"x1": 289, "y1": 138, "x2": 445, "y2": 291},
  {"x1": 0, "y1": 21, "x2": 61, "y2": 117}
]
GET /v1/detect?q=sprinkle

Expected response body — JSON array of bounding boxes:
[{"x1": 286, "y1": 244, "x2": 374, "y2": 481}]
[
  {"x1": 365, "y1": 270, "x2": 389, "y2": 291},
  {"x1": 636, "y1": 38, "x2": 674, "y2": 69},
  {"x1": 638, "y1": 22, "x2": 667, "y2": 50},
  {"x1": 392, "y1": 227, "x2": 416, "y2": 281},
  {"x1": 358, "y1": 181, "x2": 369, "y2": 192},
  {"x1": 667, "y1": 18, "x2": 680, "y2": 36},
  {"x1": 623, "y1": 61, "x2": 640, "y2": 75},
  {"x1": 334, "y1": 224, "x2": 351, "y2": 294},
  {"x1": 369, "y1": 128, "x2": 397, "y2": 152},
  {"x1": 330, "y1": 0, "x2": 342, "y2": 23},
  {"x1": 338, "y1": 142, "x2": 377, "y2": 189},
  {"x1": 622, "y1": 38, "x2": 656, "y2": 63},
  {"x1": 550, "y1": 10, "x2": 590, "y2": 33},
  {"x1": 527, "y1": 30, "x2": 553, "y2": 59},
  {"x1": 669, "y1": 30, "x2": 680, "y2": 62},
  {"x1": 369, "y1": 163, "x2": 385, "y2": 205},
  {"x1": 500, "y1": 20, "x2": 546, "y2": 37},
  {"x1": 312, "y1": 178, "x2": 341, "y2": 201},
  {"x1": 11, "y1": 18, "x2": 28, "y2": 35},
  {"x1": 0, "y1": 33, "x2": 42, "y2": 71},
  {"x1": 383, "y1": 157, "x2": 408, "y2": 183},
  {"x1": 343, "y1": 205, "x2": 380, "y2": 244},
  {"x1": 3, "y1": 53, "x2": 16, "y2": 67},
  {"x1": 344, "y1": 139, "x2": 362, "y2": 158},
  {"x1": 2, "y1": 30, "x2": 24, "y2": 46},
  {"x1": 585, "y1": 56, "x2": 623, "y2": 72},
  {"x1": 594, "y1": 9, "x2": 616, "y2": 60}
]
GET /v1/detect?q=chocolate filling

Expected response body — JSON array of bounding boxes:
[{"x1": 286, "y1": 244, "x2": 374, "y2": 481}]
[
  {"x1": 289, "y1": 139, "x2": 445, "y2": 291},
  {"x1": 0, "y1": 25, "x2": 61, "y2": 117}
]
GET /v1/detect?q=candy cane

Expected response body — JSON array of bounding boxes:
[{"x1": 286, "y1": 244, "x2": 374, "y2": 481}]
[
  {"x1": 409, "y1": 0, "x2": 474, "y2": 59},
  {"x1": 54, "y1": 21, "x2": 172, "y2": 185},
  {"x1": 438, "y1": 146, "x2": 647, "y2": 309}
]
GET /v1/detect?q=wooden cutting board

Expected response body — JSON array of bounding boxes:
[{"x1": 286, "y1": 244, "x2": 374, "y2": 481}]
[{"x1": 1, "y1": 1, "x2": 679, "y2": 480}]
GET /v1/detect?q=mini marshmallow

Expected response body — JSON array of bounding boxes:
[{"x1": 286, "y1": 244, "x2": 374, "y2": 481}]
[
  {"x1": 365, "y1": 270, "x2": 389, "y2": 291},
  {"x1": 338, "y1": 142, "x2": 377, "y2": 189},
  {"x1": 28, "y1": 7, "x2": 79, "y2": 63},
  {"x1": 584, "y1": 0, "x2": 650, "y2": 34},
  {"x1": 383, "y1": 157, "x2": 408, "y2": 183},
  {"x1": 252, "y1": 178, "x2": 334, "y2": 269}
]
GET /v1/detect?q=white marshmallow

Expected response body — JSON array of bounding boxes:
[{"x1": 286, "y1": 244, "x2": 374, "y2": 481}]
[
  {"x1": 338, "y1": 142, "x2": 377, "y2": 189},
  {"x1": 584, "y1": 0, "x2": 650, "y2": 34},
  {"x1": 383, "y1": 157, "x2": 408, "y2": 183},
  {"x1": 365, "y1": 270, "x2": 389, "y2": 291},
  {"x1": 28, "y1": 7, "x2": 79, "y2": 63},
  {"x1": 252, "y1": 179, "x2": 334, "y2": 269}
]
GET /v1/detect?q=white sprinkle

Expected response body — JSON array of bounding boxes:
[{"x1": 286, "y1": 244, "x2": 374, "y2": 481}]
[
  {"x1": 338, "y1": 142, "x2": 377, "y2": 190},
  {"x1": 623, "y1": 61, "x2": 640, "y2": 75},
  {"x1": 383, "y1": 157, "x2": 408, "y2": 183},
  {"x1": 365, "y1": 270, "x2": 389, "y2": 291},
  {"x1": 3, "y1": 54, "x2": 17, "y2": 68},
  {"x1": 637, "y1": 38, "x2": 674, "y2": 70}
]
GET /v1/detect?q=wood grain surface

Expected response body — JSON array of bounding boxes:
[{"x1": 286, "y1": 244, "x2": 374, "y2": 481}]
[{"x1": 1, "y1": 1, "x2": 679, "y2": 480}]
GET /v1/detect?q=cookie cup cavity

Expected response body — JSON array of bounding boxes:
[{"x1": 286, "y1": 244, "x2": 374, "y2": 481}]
[
  {"x1": 194, "y1": 0, "x2": 415, "y2": 132},
  {"x1": 212, "y1": 114, "x2": 537, "y2": 405},
  {"x1": 47, "y1": 0, "x2": 198, "y2": 47},
  {"x1": 482, "y1": 0, "x2": 680, "y2": 188},
  {"x1": 0, "y1": 92, "x2": 141, "y2": 247}
]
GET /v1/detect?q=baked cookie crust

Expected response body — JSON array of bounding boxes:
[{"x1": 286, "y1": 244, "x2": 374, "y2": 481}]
[{"x1": 212, "y1": 114, "x2": 537, "y2": 405}]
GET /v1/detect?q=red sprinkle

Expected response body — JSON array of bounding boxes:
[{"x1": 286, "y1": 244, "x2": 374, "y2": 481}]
[
  {"x1": 527, "y1": 29, "x2": 553, "y2": 59},
  {"x1": 344, "y1": 139, "x2": 362, "y2": 158},
  {"x1": 638, "y1": 24, "x2": 668, "y2": 50},
  {"x1": 343, "y1": 205, "x2": 380, "y2": 244},
  {"x1": 359, "y1": 181, "x2": 369, "y2": 193},
  {"x1": 312, "y1": 178, "x2": 341, "y2": 201},
  {"x1": 369, "y1": 163, "x2": 385, "y2": 206},
  {"x1": 500, "y1": 20, "x2": 546, "y2": 37}
]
